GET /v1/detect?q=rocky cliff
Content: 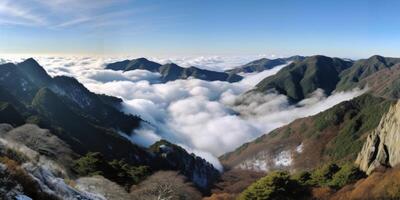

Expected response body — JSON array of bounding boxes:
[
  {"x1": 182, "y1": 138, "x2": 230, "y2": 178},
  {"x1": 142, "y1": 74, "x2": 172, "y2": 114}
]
[{"x1": 356, "y1": 100, "x2": 400, "y2": 174}]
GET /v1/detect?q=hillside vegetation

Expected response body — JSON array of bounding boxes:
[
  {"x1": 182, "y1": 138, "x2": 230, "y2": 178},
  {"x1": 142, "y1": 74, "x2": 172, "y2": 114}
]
[
  {"x1": 221, "y1": 94, "x2": 393, "y2": 172},
  {"x1": 251, "y1": 55, "x2": 400, "y2": 102}
]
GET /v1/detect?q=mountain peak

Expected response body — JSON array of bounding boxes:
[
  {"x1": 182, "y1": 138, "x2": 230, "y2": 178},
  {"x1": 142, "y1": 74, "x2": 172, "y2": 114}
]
[
  {"x1": 24, "y1": 57, "x2": 39, "y2": 63},
  {"x1": 368, "y1": 55, "x2": 385, "y2": 62},
  {"x1": 134, "y1": 57, "x2": 150, "y2": 62},
  {"x1": 17, "y1": 58, "x2": 52, "y2": 87},
  {"x1": 163, "y1": 63, "x2": 180, "y2": 67},
  {"x1": 308, "y1": 55, "x2": 331, "y2": 60}
]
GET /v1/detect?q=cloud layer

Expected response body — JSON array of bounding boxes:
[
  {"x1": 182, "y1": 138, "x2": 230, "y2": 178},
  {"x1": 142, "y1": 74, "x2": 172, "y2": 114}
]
[{"x1": 1, "y1": 55, "x2": 366, "y2": 170}]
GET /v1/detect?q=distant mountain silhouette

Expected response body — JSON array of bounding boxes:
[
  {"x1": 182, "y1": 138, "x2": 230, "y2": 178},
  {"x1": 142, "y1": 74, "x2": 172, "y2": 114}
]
[
  {"x1": 226, "y1": 55, "x2": 306, "y2": 74},
  {"x1": 106, "y1": 58, "x2": 243, "y2": 83}
]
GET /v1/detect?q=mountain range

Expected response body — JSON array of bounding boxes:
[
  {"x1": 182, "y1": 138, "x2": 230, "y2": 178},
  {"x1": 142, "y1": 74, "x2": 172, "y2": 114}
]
[
  {"x1": 225, "y1": 55, "x2": 305, "y2": 74},
  {"x1": 0, "y1": 58, "x2": 220, "y2": 197},
  {"x1": 106, "y1": 58, "x2": 243, "y2": 83},
  {"x1": 2, "y1": 55, "x2": 400, "y2": 199},
  {"x1": 105, "y1": 56, "x2": 302, "y2": 83},
  {"x1": 246, "y1": 55, "x2": 400, "y2": 102},
  {"x1": 213, "y1": 55, "x2": 400, "y2": 199}
]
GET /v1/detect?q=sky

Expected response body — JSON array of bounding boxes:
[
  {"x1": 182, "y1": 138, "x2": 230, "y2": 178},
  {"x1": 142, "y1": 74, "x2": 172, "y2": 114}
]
[{"x1": 0, "y1": 0, "x2": 399, "y2": 58}]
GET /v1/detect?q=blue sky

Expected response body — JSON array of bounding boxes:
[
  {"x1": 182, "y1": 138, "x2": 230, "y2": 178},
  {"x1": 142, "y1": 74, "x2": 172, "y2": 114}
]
[{"x1": 0, "y1": 0, "x2": 399, "y2": 58}]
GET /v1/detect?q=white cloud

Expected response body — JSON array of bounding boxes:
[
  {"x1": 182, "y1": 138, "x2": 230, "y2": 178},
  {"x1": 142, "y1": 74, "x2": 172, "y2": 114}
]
[
  {"x1": 239, "y1": 63, "x2": 289, "y2": 86},
  {"x1": 150, "y1": 55, "x2": 272, "y2": 71},
  {"x1": 1, "y1": 55, "x2": 366, "y2": 170},
  {"x1": 0, "y1": 0, "x2": 147, "y2": 30},
  {"x1": 0, "y1": 0, "x2": 47, "y2": 26}
]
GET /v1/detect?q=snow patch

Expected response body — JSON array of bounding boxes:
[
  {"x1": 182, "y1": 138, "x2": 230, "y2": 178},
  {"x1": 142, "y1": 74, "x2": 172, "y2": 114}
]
[
  {"x1": 296, "y1": 143, "x2": 304, "y2": 153},
  {"x1": 274, "y1": 150, "x2": 292, "y2": 167},
  {"x1": 236, "y1": 151, "x2": 269, "y2": 172}
]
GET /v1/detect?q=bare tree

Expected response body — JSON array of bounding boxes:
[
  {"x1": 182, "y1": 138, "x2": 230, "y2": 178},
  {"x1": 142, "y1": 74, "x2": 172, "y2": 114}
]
[{"x1": 130, "y1": 171, "x2": 202, "y2": 200}]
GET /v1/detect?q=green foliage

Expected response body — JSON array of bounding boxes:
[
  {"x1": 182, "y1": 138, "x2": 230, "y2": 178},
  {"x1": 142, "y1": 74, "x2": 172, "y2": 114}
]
[
  {"x1": 309, "y1": 163, "x2": 340, "y2": 186},
  {"x1": 239, "y1": 171, "x2": 308, "y2": 200},
  {"x1": 325, "y1": 95, "x2": 392, "y2": 160},
  {"x1": 302, "y1": 163, "x2": 365, "y2": 188},
  {"x1": 292, "y1": 171, "x2": 312, "y2": 185},
  {"x1": 73, "y1": 152, "x2": 151, "y2": 189},
  {"x1": 336, "y1": 55, "x2": 400, "y2": 91},
  {"x1": 329, "y1": 163, "x2": 366, "y2": 188},
  {"x1": 255, "y1": 56, "x2": 352, "y2": 102},
  {"x1": 73, "y1": 152, "x2": 106, "y2": 176},
  {"x1": 240, "y1": 163, "x2": 366, "y2": 200},
  {"x1": 108, "y1": 159, "x2": 151, "y2": 187}
]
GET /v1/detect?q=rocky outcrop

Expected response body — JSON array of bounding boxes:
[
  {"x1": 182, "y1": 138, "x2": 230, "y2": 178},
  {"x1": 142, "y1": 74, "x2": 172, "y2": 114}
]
[
  {"x1": 149, "y1": 140, "x2": 220, "y2": 193},
  {"x1": 356, "y1": 100, "x2": 400, "y2": 174}
]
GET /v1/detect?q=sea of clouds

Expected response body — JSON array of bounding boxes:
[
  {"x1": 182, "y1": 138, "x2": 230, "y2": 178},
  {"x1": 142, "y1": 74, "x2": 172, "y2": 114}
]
[{"x1": 0, "y1": 55, "x2": 366, "y2": 170}]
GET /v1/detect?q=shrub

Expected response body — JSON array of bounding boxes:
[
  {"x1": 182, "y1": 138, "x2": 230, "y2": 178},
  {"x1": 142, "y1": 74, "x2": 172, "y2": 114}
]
[
  {"x1": 73, "y1": 152, "x2": 151, "y2": 190},
  {"x1": 130, "y1": 171, "x2": 201, "y2": 200},
  {"x1": 309, "y1": 163, "x2": 340, "y2": 186},
  {"x1": 73, "y1": 152, "x2": 106, "y2": 176},
  {"x1": 239, "y1": 171, "x2": 308, "y2": 200},
  {"x1": 329, "y1": 163, "x2": 365, "y2": 188},
  {"x1": 292, "y1": 171, "x2": 312, "y2": 185}
]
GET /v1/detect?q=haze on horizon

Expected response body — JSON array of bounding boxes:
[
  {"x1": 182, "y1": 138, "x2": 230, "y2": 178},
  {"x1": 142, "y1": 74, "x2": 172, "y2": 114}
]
[{"x1": 0, "y1": 0, "x2": 399, "y2": 58}]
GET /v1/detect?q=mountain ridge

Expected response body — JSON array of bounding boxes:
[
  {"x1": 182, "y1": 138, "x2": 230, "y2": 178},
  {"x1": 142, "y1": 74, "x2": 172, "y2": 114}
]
[
  {"x1": 106, "y1": 57, "x2": 243, "y2": 83},
  {"x1": 225, "y1": 55, "x2": 306, "y2": 74},
  {"x1": 0, "y1": 58, "x2": 221, "y2": 192}
]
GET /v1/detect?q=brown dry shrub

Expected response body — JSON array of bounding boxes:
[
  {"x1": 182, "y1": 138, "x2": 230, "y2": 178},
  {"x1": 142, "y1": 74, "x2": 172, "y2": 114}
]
[
  {"x1": 330, "y1": 166, "x2": 400, "y2": 200},
  {"x1": 130, "y1": 171, "x2": 202, "y2": 200},
  {"x1": 203, "y1": 193, "x2": 236, "y2": 200},
  {"x1": 312, "y1": 187, "x2": 335, "y2": 200},
  {"x1": 211, "y1": 169, "x2": 265, "y2": 194}
]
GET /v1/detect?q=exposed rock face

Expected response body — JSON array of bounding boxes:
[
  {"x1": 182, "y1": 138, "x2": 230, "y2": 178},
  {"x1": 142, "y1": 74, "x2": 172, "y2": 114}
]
[
  {"x1": 0, "y1": 124, "x2": 76, "y2": 167},
  {"x1": 149, "y1": 140, "x2": 220, "y2": 193},
  {"x1": 356, "y1": 100, "x2": 400, "y2": 174}
]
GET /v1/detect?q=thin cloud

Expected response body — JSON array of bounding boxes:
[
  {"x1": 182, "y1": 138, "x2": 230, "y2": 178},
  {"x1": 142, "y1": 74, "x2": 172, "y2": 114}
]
[
  {"x1": 0, "y1": 0, "x2": 47, "y2": 26},
  {"x1": 0, "y1": 0, "x2": 151, "y2": 30}
]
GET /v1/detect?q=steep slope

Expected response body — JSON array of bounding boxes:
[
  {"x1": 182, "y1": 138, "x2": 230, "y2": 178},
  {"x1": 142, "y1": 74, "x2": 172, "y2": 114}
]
[
  {"x1": 106, "y1": 58, "x2": 243, "y2": 83},
  {"x1": 0, "y1": 63, "x2": 39, "y2": 103},
  {"x1": 356, "y1": 100, "x2": 400, "y2": 174},
  {"x1": 31, "y1": 88, "x2": 149, "y2": 162},
  {"x1": 245, "y1": 55, "x2": 400, "y2": 104},
  {"x1": 0, "y1": 103, "x2": 24, "y2": 127},
  {"x1": 252, "y1": 55, "x2": 352, "y2": 102},
  {"x1": 226, "y1": 56, "x2": 305, "y2": 74},
  {"x1": 0, "y1": 58, "x2": 221, "y2": 192},
  {"x1": 336, "y1": 55, "x2": 400, "y2": 91},
  {"x1": 221, "y1": 94, "x2": 392, "y2": 172},
  {"x1": 17, "y1": 58, "x2": 53, "y2": 87},
  {"x1": 0, "y1": 87, "x2": 27, "y2": 114},
  {"x1": 50, "y1": 76, "x2": 141, "y2": 133},
  {"x1": 343, "y1": 63, "x2": 400, "y2": 99},
  {"x1": 149, "y1": 140, "x2": 220, "y2": 193},
  {"x1": 0, "y1": 59, "x2": 141, "y2": 134}
]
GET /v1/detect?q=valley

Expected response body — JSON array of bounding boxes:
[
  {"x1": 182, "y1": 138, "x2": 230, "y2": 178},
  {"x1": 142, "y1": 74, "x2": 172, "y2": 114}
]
[{"x1": 1, "y1": 54, "x2": 400, "y2": 199}]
